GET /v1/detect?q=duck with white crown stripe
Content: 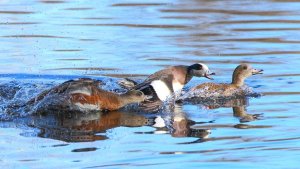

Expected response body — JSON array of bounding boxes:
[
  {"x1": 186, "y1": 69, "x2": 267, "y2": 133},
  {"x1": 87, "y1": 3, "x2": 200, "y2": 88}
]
[{"x1": 119, "y1": 63, "x2": 215, "y2": 111}]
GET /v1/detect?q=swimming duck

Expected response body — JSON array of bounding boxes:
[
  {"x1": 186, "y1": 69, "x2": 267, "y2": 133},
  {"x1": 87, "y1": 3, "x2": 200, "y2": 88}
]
[
  {"x1": 191, "y1": 64, "x2": 263, "y2": 97},
  {"x1": 27, "y1": 78, "x2": 146, "y2": 112},
  {"x1": 119, "y1": 63, "x2": 214, "y2": 110}
]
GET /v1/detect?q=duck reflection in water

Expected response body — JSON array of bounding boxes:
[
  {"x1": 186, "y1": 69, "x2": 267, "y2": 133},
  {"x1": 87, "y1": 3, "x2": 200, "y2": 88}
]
[
  {"x1": 22, "y1": 97, "x2": 261, "y2": 142},
  {"x1": 29, "y1": 110, "x2": 155, "y2": 142},
  {"x1": 184, "y1": 96, "x2": 262, "y2": 123},
  {"x1": 147, "y1": 104, "x2": 211, "y2": 139},
  {"x1": 175, "y1": 97, "x2": 264, "y2": 144},
  {"x1": 170, "y1": 104, "x2": 212, "y2": 138},
  {"x1": 148, "y1": 98, "x2": 261, "y2": 140},
  {"x1": 27, "y1": 104, "x2": 212, "y2": 142}
]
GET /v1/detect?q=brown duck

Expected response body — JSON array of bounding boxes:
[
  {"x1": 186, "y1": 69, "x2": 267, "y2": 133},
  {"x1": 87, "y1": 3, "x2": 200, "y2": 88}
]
[
  {"x1": 27, "y1": 78, "x2": 146, "y2": 112},
  {"x1": 191, "y1": 64, "x2": 263, "y2": 97}
]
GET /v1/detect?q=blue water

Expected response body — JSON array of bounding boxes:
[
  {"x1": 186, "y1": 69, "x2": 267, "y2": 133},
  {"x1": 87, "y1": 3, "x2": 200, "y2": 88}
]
[{"x1": 0, "y1": 0, "x2": 300, "y2": 168}]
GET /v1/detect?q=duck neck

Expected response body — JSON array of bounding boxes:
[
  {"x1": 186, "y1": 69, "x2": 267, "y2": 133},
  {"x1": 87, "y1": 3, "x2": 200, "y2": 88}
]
[
  {"x1": 185, "y1": 74, "x2": 193, "y2": 84},
  {"x1": 232, "y1": 75, "x2": 245, "y2": 87},
  {"x1": 119, "y1": 94, "x2": 136, "y2": 106},
  {"x1": 185, "y1": 66, "x2": 194, "y2": 84}
]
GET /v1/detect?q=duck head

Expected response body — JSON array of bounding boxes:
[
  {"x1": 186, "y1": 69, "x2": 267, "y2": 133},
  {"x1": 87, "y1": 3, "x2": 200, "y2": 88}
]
[
  {"x1": 122, "y1": 90, "x2": 147, "y2": 104},
  {"x1": 232, "y1": 64, "x2": 263, "y2": 87},
  {"x1": 188, "y1": 63, "x2": 215, "y2": 80}
]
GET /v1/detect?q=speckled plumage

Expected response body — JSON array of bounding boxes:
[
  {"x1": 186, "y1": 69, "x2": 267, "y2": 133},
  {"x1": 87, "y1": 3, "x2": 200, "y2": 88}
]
[{"x1": 192, "y1": 83, "x2": 244, "y2": 97}]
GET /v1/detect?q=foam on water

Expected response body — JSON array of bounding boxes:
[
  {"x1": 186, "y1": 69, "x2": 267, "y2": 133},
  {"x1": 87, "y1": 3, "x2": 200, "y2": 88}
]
[{"x1": 0, "y1": 81, "x2": 53, "y2": 120}]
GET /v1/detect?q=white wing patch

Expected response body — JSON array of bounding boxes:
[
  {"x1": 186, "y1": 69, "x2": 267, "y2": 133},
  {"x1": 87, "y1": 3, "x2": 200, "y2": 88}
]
[
  {"x1": 172, "y1": 81, "x2": 184, "y2": 92},
  {"x1": 74, "y1": 102, "x2": 100, "y2": 111},
  {"x1": 150, "y1": 80, "x2": 172, "y2": 101},
  {"x1": 70, "y1": 87, "x2": 91, "y2": 96}
]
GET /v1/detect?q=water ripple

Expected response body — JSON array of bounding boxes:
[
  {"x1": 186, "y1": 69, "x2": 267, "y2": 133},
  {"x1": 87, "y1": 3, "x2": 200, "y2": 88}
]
[
  {"x1": 160, "y1": 9, "x2": 289, "y2": 16},
  {"x1": 0, "y1": 11, "x2": 34, "y2": 14}
]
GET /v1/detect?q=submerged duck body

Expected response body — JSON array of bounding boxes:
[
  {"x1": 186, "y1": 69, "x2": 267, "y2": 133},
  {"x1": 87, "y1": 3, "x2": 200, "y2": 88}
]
[
  {"x1": 28, "y1": 78, "x2": 146, "y2": 112},
  {"x1": 191, "y1": 64, "x2": 263, "y2": 97}
]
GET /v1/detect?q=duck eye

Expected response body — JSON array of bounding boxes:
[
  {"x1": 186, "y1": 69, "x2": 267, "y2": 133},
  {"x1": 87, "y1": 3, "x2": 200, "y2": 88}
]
[{"x1": 243, "y1": 66, "x2": 248, "y2": 70}]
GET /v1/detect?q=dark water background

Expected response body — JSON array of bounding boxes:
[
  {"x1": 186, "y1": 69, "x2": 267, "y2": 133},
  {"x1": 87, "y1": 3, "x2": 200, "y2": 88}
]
[{"x1": 0, "y1": 0, "x2": 300, "y2": 168}]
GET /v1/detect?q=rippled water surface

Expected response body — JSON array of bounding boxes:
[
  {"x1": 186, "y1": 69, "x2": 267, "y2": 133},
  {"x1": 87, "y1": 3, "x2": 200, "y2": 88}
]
[{"x1": 1, "y1": 0, "x2": 300, "y2": 168}]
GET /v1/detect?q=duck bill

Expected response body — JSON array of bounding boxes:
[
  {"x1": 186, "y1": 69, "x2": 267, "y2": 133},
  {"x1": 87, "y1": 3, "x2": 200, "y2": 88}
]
[
  {"x1": 252, "y1": 69, "x2": 264, "y2": 75},
  {"x1": 204, "y1": 72, "x2": 215, "y2": 80}
]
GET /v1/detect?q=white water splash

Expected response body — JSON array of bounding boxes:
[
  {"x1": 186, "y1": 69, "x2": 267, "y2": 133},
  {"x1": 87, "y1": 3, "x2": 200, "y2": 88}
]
[{"x1": 0, "y1": 77, "x2": 126, "y2": 120}]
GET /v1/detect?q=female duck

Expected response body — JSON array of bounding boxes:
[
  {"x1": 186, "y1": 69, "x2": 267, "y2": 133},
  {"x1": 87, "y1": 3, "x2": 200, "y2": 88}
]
[
  {"x1": 191, "y1": 64, "x2": 263, "y2": 97},
  {"x1": 28, "y1": 78, "x2": 146, "y2": 112}
]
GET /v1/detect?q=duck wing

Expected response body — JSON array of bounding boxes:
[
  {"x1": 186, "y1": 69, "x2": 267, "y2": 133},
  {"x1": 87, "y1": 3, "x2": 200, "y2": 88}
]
[
  {"x1": 134, "y1": 68, "x2": 175, "y2": 92},
  {"x1": 27, "y1": 78, "x2": 102, "y2": 105}
]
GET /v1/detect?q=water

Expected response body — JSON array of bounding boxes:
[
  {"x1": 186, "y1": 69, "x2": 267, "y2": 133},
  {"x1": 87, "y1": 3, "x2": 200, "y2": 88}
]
[{"x1": 1, "y1": 0, "x2": 300, "y2": 168}]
